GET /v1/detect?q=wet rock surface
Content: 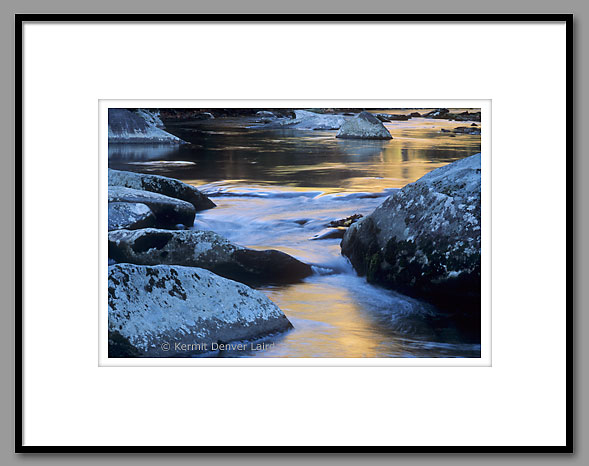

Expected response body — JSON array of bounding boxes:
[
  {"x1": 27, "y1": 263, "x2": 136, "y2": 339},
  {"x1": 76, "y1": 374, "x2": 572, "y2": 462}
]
[
  {"x1": 108, "y1": 264, "x2": 293, "y2": 357},
  {"x1": 108, "y1": 228, "x2": 313, "y2": 285},
  {"x1": 326, "y1": 214, "x2": 363, "y2": 228}
]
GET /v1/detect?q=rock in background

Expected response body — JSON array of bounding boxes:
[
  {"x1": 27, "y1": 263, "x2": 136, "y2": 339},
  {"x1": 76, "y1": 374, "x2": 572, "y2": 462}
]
[
  {"x1": 108, "y1": 108, "x2": 184, "y2": 144},
  {"x1": 336, "y1": 112, "x2": 392, "y2": 140}
]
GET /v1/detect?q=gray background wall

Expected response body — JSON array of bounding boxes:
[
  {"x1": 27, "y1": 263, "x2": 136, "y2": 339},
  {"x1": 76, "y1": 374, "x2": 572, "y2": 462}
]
[{"x1": 3, "y1": 0, "x2": 583, "y2": 464}]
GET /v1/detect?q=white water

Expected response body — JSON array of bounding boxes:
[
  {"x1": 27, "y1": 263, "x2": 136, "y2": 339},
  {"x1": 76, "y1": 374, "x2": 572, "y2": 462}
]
[{"x1": 192, "y1": 184, "x2": 480, "y2": 358}]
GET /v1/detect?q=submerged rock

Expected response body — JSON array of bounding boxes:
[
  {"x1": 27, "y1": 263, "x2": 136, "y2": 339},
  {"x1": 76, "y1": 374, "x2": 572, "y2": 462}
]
[
  {"x1": 310, "y1": 229, "x2": 346, "y2": 241},
  {"x1": 326, "y1": 214, "x2": 363, "y2": 228},
  {"x1": 108, "y1": 202, "x2": 156, "y2": 231},
  {"x1": 108, "y1": 228, "x2": 313, "y2": 285},
  {"x1": 108, "y1": 264, "x2": 292, "y2": 357},
  {"x1": 453, "y1": 126, "x2": 481, "y2": 135},
  {"x1": 336, "y1": 112, "x2": 392, "y2": 140},
  {"x1": 108, "y1": 109, "x2": 184, "y2": 143},
  {"x1": 108, "y1": 169, "x2": 215, "y2": 211},
  {"x1": 341, "y1": 154, "x2": 481, "y2": 337},
  {"x1": 108, "y1": 186, "x2": 196, "y2": 228}
]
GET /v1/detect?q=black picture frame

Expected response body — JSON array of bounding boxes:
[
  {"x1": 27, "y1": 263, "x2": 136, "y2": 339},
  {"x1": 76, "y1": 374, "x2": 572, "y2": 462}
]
[{"x1": 15, "y1": 13, "x2": 573, "y2": 454}]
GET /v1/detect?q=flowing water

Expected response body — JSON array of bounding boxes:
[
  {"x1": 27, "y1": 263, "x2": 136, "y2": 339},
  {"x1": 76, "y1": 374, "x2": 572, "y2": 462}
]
[{"x1": 109, "y1": 113, "x2": 482, "y2": 358}]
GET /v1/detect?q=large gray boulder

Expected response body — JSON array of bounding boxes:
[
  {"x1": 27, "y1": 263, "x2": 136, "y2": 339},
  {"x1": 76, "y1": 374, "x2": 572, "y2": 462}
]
[
  {"x1": 108, "y1": 264, "x2": 292, "y2": 357},
  {"x1": 341, "y1": 154, "x2": 481, "y2": 336},
  {"x1": 336, "y1": 112, "x2": 392, "y2": 140},
  {"x1": 108, "y1": 186, "x2": 196, "y2": 227},
  {"x1": 108, "y1": 228, "x2": 313, "y2": 285},
  {"x1": 108, "y1": 202, "x2": 155, "y2": 231},
  {"x1": 108, "y1": 169, "x2": 215, "y2": 212},
  {"x1": 108, "y1": 108, "x2": 184, "y2": 143}
]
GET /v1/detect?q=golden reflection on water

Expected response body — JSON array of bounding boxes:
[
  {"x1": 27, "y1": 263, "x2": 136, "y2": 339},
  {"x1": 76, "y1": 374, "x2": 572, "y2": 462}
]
[
  {"x1": 260, "y1": 281, "x2": 405, "y2": 358},
  {"x1": 169, "y1": 117, "x2": 481, "y2": 194}
]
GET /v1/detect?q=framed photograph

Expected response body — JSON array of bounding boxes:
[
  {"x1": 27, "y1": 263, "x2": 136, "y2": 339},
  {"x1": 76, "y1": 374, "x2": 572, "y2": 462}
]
[{"x1": 17, "y1": 14, "x2": 572, "y2": 452}]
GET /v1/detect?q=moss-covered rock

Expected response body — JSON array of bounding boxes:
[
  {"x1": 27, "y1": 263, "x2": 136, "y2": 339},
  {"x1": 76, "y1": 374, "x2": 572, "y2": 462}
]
[{"x1": 341, "y1": 154, "x2": 481, "y2": 338}]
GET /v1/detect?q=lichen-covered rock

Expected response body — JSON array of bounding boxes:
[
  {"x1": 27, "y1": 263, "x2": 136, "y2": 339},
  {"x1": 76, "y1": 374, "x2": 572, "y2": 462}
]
[
  {"x1": 108, "y1": 264, "x2": 292, "y2": 357},
  {"x1": 108, "y1": 108, "x2": 184, "y2": 143},
  {"x1": 341, "y1": 154, "x2": 481, "y2": 336},
  {"x1": 134, "y1": 109, "x2": 165, "y2": 128},
  {"x1": 108, "y1": 186, "x2": 196, "y2": 228},
  {"x1": 108, "y1": 202, "x2": 156, "y2": 231},
  {"x1": 108, "y1": 169, "x2": 215, "y2": 212},
  {"x1": 336, "y1": 112, "x2": 392, "y2": 140},
  {"x1": 108, "y1": 228, "x2": 313, "y2": 285}
]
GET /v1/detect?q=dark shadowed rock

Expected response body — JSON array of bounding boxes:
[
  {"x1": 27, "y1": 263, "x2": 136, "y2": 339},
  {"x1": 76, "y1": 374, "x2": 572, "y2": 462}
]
[
  {"x1": 108, "y1": 264, "x2": 292, "y2": 357},
  {"x1": 108, "y1": 169, "x2": 215, "y2": 211},
  {"x1": 108, "y1": 202, "x2": 156, "y2": 231},
  {"x1": 108, "y1": 228, "x2": 313, "y2": 285},
  {"x1": 108, "y1": 330, "x2": 144, "y2": 357},
  {"x1": 375, "y1": 113, "x2": 411, "y2": 122},
  {"x1": 336, "y1": 112, "x2": 392, "y2": 140},
  {"x1": 108, "y1": 109, "x2": 184, "y2": 143},
  {"x1": 341, "y1": 154, "x2": 481, "y2": 338},
  {"x1": 423, "y1": 108, "x2": 450, "y2": 118},
  {"x1": 326, "y1": 214, "x2": 363, "y2": 228},
  {"x1": 108, "y1": 186, "x2": 196, "y2": 228},
  {"x1": 453, "y1": 126, "x2": 481, "y2": 135},
  {"x1": 422, "y1": 109, "x2": 482, "y2": 122}
]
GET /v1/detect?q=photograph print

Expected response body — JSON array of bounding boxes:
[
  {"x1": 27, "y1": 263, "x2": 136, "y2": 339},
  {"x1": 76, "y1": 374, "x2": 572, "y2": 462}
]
[{"x1": 106, "y1": 105, "x2": 484, "y2": 360}]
